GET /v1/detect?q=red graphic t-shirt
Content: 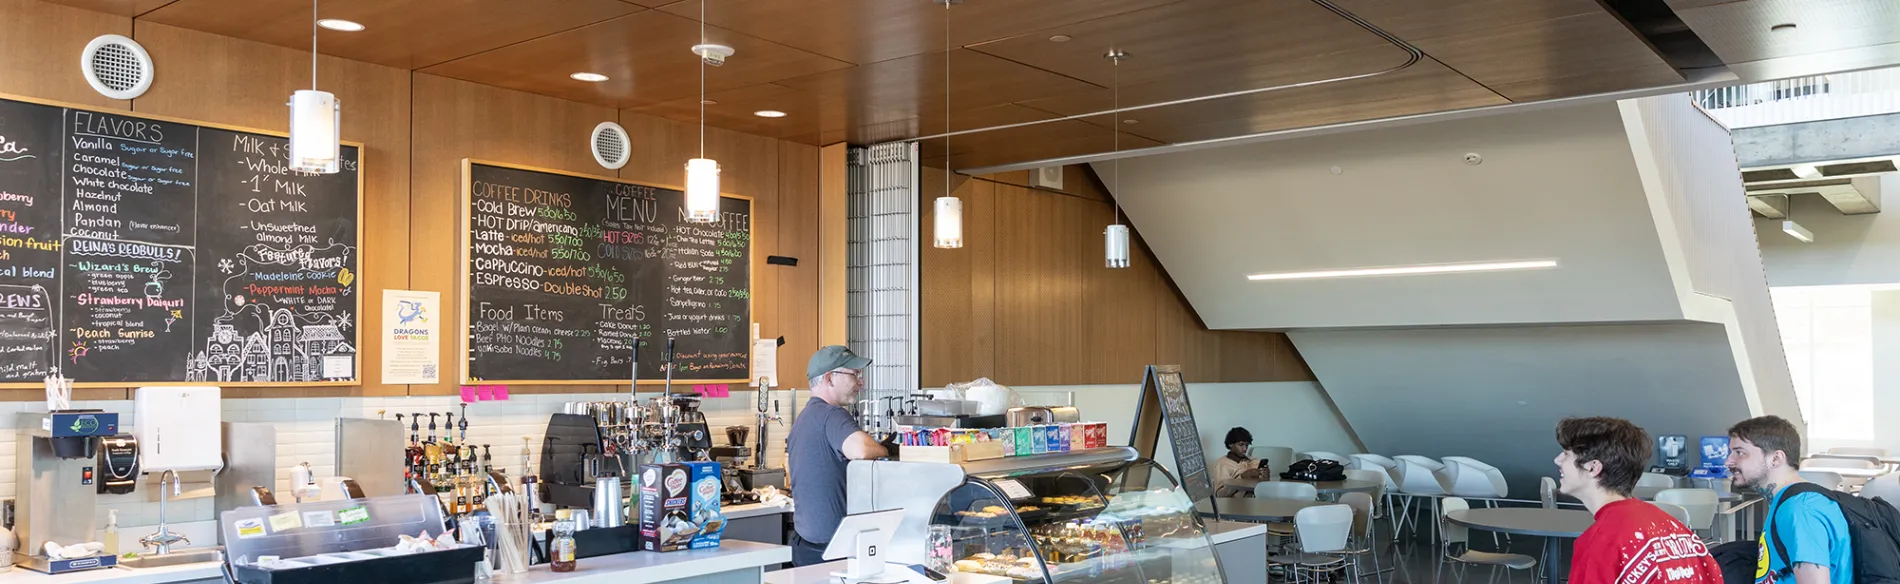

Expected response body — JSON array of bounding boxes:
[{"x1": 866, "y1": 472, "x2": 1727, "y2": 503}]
[{"x1": 1570, "y1": 499, "x2": 1724, "y2": 584}]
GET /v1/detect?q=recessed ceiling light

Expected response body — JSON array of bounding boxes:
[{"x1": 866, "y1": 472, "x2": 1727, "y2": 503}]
[
  {"x1": 753, "y1": 110, "x2": 787, "y2": 118},
  {"x1": 1246, "y1": 259, "x2": 1559, "y2": 281},
  {"x1": 570, "y1": 72, "x2": 609, "y2": 83},
  {"x1": 316, "y1": 19, "x2": 365, "y2": 32},
  {"x1": 1122, "y1": 119, "x2": 1139, "y2": 124},
  {"x1": 700, "y1": 99, "x2": 718, "y2": 105},
  {"x1": 1771, "y1": 23, "x2": 1797, "y2": 32},
  {"x1": 1049, "y1": 34, "x2": 1072, "y2": 43}
]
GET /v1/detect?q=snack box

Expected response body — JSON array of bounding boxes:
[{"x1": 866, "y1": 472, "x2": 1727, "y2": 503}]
[
  {"x1": 1087, "y1": 422, "x2": 1108, "y2": 449},
  {"x1": 682, "y1": 461, "x2": 726, "y2": 550},
  {"x1": 638, "y1": 462, "x2": 693, "y2": 552},
  {"x1": 1013, "y1": 427, "x2": 1033, "y2": 456}
]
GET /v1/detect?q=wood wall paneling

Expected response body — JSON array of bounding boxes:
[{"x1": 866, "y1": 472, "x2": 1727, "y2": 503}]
[
  {"x1": 0, "y1": 0, "x2": 131, "y2": 108},
  {"x1": 774, "y1": 142, "x2": 820, "y2": 385}
]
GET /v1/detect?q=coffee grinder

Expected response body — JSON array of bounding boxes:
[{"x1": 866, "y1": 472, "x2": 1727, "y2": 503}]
[{"x1": 15, "y1": 410, "x2": 123, "y2": 572}]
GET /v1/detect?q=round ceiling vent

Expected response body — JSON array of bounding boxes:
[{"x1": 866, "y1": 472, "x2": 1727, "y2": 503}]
[
  {"x1": 81, "y1": 34, "x2": 154, "y2": 100},
  {"x1": 591, "y1": 121, "x2": 631, "y2": 170}
]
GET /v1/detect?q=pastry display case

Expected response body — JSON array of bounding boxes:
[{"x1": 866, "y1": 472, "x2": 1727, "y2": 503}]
[{"x1": 847, "y1": 447, "x2": 1225, "y2": 584}]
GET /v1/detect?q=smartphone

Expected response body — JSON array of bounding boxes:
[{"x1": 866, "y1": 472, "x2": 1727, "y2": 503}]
[
  {"x1": 904, "y1": 564, "x2": 948, "y2": 582},
  {"x1": 1257, "y1": 459, "x2": 1270, "y2": 469}
]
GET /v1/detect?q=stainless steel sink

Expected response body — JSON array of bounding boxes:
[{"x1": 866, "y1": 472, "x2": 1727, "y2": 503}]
[{"x1": 117, "y1": 548, "x2": 223, "y2": 569}]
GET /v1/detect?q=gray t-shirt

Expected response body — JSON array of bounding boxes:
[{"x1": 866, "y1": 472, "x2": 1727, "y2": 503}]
[{"x1": 788, "y1": 397, "x2": 863, "y2": 544}]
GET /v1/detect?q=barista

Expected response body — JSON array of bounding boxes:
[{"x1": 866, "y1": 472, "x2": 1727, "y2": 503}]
[{"x1": 786, "y1": 345, "x2": 889, "y2": 567}]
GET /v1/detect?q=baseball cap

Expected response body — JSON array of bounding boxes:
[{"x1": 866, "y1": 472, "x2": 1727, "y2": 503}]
[{"x1": 807, "y1": 345, "x2": 872, "y2": 381}]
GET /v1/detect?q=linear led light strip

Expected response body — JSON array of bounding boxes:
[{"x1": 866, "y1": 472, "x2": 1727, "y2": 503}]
[{"x1": 1246, "y1": 259, "x2": 1559, "y2": 281}]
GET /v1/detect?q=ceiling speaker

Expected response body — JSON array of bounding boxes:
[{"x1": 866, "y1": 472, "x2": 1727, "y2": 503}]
[
  {"x1": 81, "y1": 34, "x2": 154, "y2": 100},
  {"x1": 591, "y1": 121, "x2": 631, "y2": 170}
]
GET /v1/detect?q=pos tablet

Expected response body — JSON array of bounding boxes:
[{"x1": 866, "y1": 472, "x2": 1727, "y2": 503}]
[{"x1": 822, "y1": 509, "x2": 906, "y2": 581}]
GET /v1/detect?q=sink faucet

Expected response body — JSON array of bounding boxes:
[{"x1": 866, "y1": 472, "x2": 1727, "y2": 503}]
[{"x1": 141, "y1": 470, "x2": 190, "y2": 555}]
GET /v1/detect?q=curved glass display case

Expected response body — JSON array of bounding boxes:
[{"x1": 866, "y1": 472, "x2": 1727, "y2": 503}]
[{"x1": 910, "y1": 450, "x2": 1224, "y2": 584}]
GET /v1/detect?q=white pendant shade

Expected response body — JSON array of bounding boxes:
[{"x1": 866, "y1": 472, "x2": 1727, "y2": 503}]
[
  {"x1": 685, "y1": 157, "x2": 721, "y2": 223},
  {"x1": 1105, "y1": 223, "x2": 1130, "y2": 268},
  {"x1": 933, "y1": 196, "x2": 963, "y2": 249},
  {"x1": 288, "y1": 89, "x2": 340, "y2": 174}
]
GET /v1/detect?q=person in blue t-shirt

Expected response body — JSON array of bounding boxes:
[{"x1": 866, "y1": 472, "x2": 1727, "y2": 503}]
[{"x1": 1725, "y1": 416, "x2": 1853, "y2": 584}]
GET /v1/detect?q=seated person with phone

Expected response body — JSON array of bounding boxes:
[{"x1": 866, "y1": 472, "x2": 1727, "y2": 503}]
[{"x1": 1214, "y1": 427, "x2": 1269, "y2": 496}]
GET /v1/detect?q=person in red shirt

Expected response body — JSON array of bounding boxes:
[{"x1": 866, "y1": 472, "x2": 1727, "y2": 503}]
[{"x1": 1555, "y1": 417, "x2": 1724, "y2": 584}]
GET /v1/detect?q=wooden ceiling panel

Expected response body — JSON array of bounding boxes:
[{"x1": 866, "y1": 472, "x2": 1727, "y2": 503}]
[
  {"x1": 922, "y1": 121, "x2": 1165, "y2": 170},
  {"x1": 421, "y1": 10, "x2": 854, "y2": 109},
  {"x1": 773, "y1": 49, "x2": 1103, "y2": 131},
  {"x1": 1330, "y1": 0, "x2": 1681, "y2": 102},
  {"x1": 40, "y1": 0, "x2": 174, "y2": 17},
  {"x1": 1013, "y1": 44, "x2": 1431, "y2": 119},
  {"x1": 1672, "y1": 0, "x2": 1900, "y2": 65},
  {"x1": 623, "y1": 83, "x2": 844, "y2": 142},
  {"x1": 966, "y1": 0, "x2": 1394, "y2": 89},
  {"x1": 136, "y1": 0, "x2": 644, "y2": 69},
  {"x1": 657, "y1": 0, "x2": 1185, "y2": 65}
]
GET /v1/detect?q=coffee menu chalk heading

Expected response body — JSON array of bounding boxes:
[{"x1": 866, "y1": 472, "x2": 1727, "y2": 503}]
[
  {"x1": 0, "y1": 96, "x2": 362, "y2": 385},
  {"x1": 461, "y1": 161, "x2": 753, "y2": 384}
]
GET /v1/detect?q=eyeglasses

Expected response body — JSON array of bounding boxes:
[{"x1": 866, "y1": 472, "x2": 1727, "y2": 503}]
[{"x1": 829, "y1": 370, "x2": 862, "y2": 381}]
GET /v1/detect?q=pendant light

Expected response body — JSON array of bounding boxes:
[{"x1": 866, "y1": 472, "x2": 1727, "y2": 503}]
[
  {"x1": 289, "y1": 0, "x2": 341, "y2": 174},
  {"x1": 1104, "y1": 50, "x2": 1130, "y2": 268},
  {"x1": 932, "y1": 0, "x2": 963, "y2": 249},
  {"x1": 683, "y1": 0, "x2": 722, "y2": 224}
]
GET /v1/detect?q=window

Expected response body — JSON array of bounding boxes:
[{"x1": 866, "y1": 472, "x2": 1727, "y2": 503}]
[{"x1": 1771, "y1": 287, "x2": 1874, "y2": 441}]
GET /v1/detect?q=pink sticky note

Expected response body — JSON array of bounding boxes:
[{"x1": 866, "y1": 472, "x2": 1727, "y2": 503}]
[
  {"x1": 460, "y1": 386, "x2": 478, "y2": 403},
  {"x1": 491, "y1": 385, "x2": 510, "y2": 401},
  {"x1": 700, "y1": 384, "x2": 730, "y2": 398}
]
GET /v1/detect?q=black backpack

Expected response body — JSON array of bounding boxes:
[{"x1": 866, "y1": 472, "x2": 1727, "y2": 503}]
[
  {"x1": 1768, "y1": 482, "x2": 1900, "y2": 584},
  {"x1": 1280, "y1": 459, "x2": 1346, "y2": 482}
]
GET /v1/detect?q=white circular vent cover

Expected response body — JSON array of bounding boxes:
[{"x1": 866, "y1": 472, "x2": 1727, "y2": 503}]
[
  {"x1": 591, "y1": 122, "x2": 631, "y2": 170},
  {"x1": 81, "y1": 34, "x2": 154, "y2": 100}
]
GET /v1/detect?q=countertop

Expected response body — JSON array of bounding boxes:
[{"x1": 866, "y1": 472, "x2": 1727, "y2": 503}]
[
  {"x1": 0, "y1": 562, "x2": 222, "y2": 584},
  {"x1": 1202, "y1": 519, "x2": 1268, "y2": 545},
  {"x1": 763, "y1": 561, "x2": 1008, "y2": 584},
  {"x1": 724, "y1": 502, "x2": 792, "y2": 520},
  {"x1": 492, "y1": 540, "x2": 789, "y2": 584}
]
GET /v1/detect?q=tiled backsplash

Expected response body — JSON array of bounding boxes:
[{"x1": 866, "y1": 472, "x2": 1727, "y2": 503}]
[{"x1": 0, "y1": 390, "x2": 807, "y2": 554}]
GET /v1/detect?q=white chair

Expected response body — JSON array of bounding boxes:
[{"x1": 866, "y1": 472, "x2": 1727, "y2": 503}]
[
  {"x1": 1637, "y1": 473, "x2": 1678, "y2": 489},
  {"x1": 1805, "y1": 457, "x2": 1879, "y2": 470},
  {"x1": 1437, "y1": 497, "x2": 1537, "y2": 583},
  {"x1": 1339, "y1": 492, "x2": 1383, "y2": 584},
  {"x1": 1256, "y1": 446, "x2": 1295, "y2": 476},
  {"x1": 1441, "y1": 457, "x2": 1509, "y2": 500},
  {"x1": 1256, "y1": 480, "x2": 1320, "y2": 501},
  {"x1": 1653, "y1": 501, "x2": 1692, "y2": 527},
  {"x1": 1394, "y1": 455, "x2": 1452, "y2": 541},
  {"x1": 1860, "y1": 473, "x2": 1900, "y2": 511},
  {"x1": 1827, "y1": 446, "x2": 1887, "y2": 456},
  {"x1": 1798, "y1": 470, "x2": 1845, "y2": 491},
  {"x1": 1655, "y1": 488, "x2": 1719, "y2": 536},
  {"x1": 1300, "y1": 451, "x2": 1348, "y2": 464},
  {"x1": 1348, "y1": 453, "x2": 1402, "y2": 521},
  {"x1": 1344, "y1": 468, "x2": 1389, "y2": 525},
  {"x1": 1268, "y1": 504, "x2": 1353, "y2": 584},
  {"x1": 1539, "y1": 477, "x2": 1558, "y2": 510}
]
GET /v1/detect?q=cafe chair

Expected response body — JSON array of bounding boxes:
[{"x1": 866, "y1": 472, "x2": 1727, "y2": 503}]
[
  {"x1": 1637, "y1": 473, "x2": 1678, "y2": 489},
  {"x1": 1258, "y1": 446, "x2": 1296, "y2": 476},
  {"x1": 1256, "y1": 480, "x2": 1319, "y2": 542},
  {"x1": 1343, "y1": 469, "x2": 1388, "y2": 519},
  {"x1": 1267, "y1": 504, "x2": 1353, "y2": 584},
  {"x1": 1827, "y1": 446, "x2": 1887, "y2": 456},
  {"x1": 1654, "y1": 488, "x2": 1719, "y2": 539},
  {"x1": 1339, "y1": 492, "x2": 1384, "y2": 584},
  {"x1": 1539, "y1": 477, "x2": 1557, "y2": 510},
  {"x1": 1803, "y1": 457, "x2": 1879, "y2": 470},
  {"x1": 1348, "y1": 454, "x2": 1402, "y2": 521},
  {"x1": 1436, "y1": 497, "x2": 1536, "y2": 584},
  {"x1": 1797, "y1": 470, "x2": 1845, "y2": 491},
  {"x1": 1859, "y1": 473, "x2": 1900, "y2": 512},
  {"x1": 1653, "y1": 502, "x2": 1693, "y2": 528},
  {"x1": 1393, "y1": 455, "x2": 1451, "y2": 542},
  {"x1": 1300, "y1": 451, "x2": 1348, "y2": 464},
  {"x1": 1441, "y1": 456, "x2": 1509, "y2": 545}
]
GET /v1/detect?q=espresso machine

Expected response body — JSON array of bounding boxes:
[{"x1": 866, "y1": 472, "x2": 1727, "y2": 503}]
[{"x1": 15, "y1": 410, "x2": 124, "y2": 572}]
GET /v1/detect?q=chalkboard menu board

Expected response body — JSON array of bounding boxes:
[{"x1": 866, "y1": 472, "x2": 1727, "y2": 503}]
[
  {"x1": 1133, "y1": 365, "x2": 1213, "y2": 502},
  {"x1": 0, "y1": 95, "x2": 361, "y2": 385},
  {"x1": 460, "y1": 161, "x2": 751, "y2": 384}
]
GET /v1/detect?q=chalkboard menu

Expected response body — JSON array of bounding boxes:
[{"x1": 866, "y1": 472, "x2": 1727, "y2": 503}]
[
  {"x1": 0, "y1": 95, "x2": 361, "y2": 385},
  {"x1": 460, "y1": 161, "x2": 751, "y2": 384},
  {"x1": 1136, "y1": 365, "x2": 1213, "y2": 502}
]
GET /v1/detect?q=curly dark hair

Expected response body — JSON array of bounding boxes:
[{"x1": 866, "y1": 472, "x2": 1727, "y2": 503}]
[
  {"x1": 1555, "y1": 417, "x2": 1651, "y2": 496},
  {"x1": 1224, "y1": 427, "x2": 1253, "y2": 448}
]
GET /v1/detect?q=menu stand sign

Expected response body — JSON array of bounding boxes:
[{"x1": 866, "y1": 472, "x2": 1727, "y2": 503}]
[{"x1": 1129, "y1": 364, "x2": 1215, "y2": 509}]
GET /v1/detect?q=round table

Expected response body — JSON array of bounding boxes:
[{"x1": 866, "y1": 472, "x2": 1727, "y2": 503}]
[
  {"x1": 1194, "y1": 497, "x2": 1327, "y2": 522},
  {"x1": 1446, "y1": 508, "x2": 1593, "y2": 584},
  {"x1": 1220, "y1": 478, "x2": 1382, "y2": 495},
  {"x1": 1631, "y1": 486, "x2": 1743, "y2": 502}
]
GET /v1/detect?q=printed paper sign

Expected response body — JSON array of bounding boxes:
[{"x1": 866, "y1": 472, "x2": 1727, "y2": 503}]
[
  {"x1": 381, "y1": 289, "x2": 441, "y2": 384},
  {"x1": 235, "y1": 517, "x2": 267, "y2": 539},
  {"x1": 268, "y1": 512, "x2": 301, "y2": 532},
  {"x1": 303, "y1": 511, "x2": 336, "y2": 527},
  {"x1": 339, "y1": 506, "x2": 370, "y2": 525}
]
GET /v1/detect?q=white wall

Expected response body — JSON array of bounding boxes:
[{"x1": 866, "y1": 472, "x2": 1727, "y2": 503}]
[
  {"x1": 1096, "y1": 101, "x2": 1686, "y2": 330},
  {"x1": 1849, "y1": 290, "x2": 1900, "y2": 455},
  {"x1": 1031, "y1": 381, "x2": 1360, "y2": 480},
  {"x1": 1757, "y1": 175, "x2": 1900, "y2": 287}
]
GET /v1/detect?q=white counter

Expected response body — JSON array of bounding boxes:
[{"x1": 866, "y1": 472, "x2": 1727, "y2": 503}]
[
  {"x1": 1202, "y1": 519, "x2": 1267, "y2": 545},
  {"x1": 763, "y1": 561, "x2": 1008, "y2": 584},
  {"x1": 0, "y1": 563, "x2": 222, "y2": 584},
  {"x1": 723, "y1": 502, "x2": 791, "y2": 521},
  {"x1": 493, "y1": 540, "x2": 790, "y2": 584}
]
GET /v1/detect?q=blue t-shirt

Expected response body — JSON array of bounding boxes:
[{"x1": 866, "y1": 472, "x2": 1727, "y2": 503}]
[
  {"x1": 1759, "y1": 486, "x2": 1853, "y2": 584},
  {"x1": 787, "y1": 397, "x2": 866, "y2": 544}
]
